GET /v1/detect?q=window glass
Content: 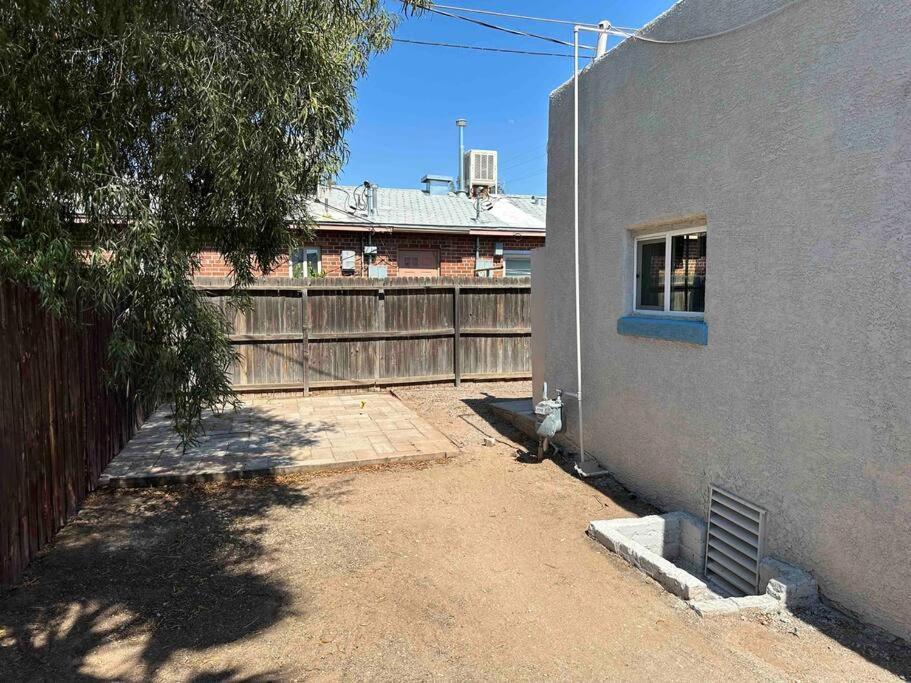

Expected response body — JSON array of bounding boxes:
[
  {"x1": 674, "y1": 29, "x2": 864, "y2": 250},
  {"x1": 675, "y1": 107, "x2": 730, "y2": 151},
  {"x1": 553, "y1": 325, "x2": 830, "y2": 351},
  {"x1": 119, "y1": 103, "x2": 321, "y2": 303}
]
[
  {"x1": 290, "y1": 247, "x2": 320, "y2": 277},
  {"x1": 670, "y1": 232, "x2": 706, "y2": 312},
  {"x1": 504, "y1": 256, "x2": 531, "y2": 278},
  {"x1": 636, "y1": 238, "x2": 665, "y2": 310}
]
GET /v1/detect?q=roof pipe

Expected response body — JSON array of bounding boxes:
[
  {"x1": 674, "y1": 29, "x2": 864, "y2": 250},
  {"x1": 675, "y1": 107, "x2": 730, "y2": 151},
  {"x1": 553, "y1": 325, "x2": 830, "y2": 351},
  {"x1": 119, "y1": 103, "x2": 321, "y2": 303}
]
[
  {"x1": 456, "y1": 118, "x2": 467, "y2": 194},
  {"x1": 596, "y1": 20, "x2": 612, "y2": 57}
]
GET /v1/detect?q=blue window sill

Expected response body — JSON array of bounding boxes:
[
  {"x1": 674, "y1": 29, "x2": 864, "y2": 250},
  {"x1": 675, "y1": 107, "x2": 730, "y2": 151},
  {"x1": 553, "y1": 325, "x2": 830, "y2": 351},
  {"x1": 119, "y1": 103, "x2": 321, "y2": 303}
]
[{"x1": 617, "y1": 315, "x2": 708, "y2": 346}]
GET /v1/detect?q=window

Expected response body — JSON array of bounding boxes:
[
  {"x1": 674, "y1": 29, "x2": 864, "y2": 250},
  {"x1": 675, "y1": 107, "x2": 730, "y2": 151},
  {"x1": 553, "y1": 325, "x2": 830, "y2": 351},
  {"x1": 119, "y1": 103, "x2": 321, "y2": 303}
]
[
  {"x1": 290, "y1": 247, "x2": 321, "y2": 278},
  {"x1": 634, "y1": 228, "x2": 706, "y2": 316},
  {"x1": 503, "y1": 250, "x2": 532, "y2": 278},
  {"x1": 398, "y1": 248, "x2": 440, "y2": 277}
]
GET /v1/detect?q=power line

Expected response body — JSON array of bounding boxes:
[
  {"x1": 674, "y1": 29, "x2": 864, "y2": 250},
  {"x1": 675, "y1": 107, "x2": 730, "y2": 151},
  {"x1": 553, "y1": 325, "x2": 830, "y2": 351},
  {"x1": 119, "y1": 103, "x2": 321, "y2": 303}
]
[
  {"x1": 427, "y1": 1, "x2": 805, "y2": 49},
  {"x1": 611, "y1": 0, "x2": 806, "y2": 46},
  {"x1": 433, "y1": 4, "x2": 600, "y2": 28},
  {"x1": 500, "y1": 152, "x2": 547, "y2": 172},
  {"x1": 393, "y1": 38, "x2": 573, "y2": 58},
  {"x1": 502, "y1": 168, "x2": 547, "y2": 186},
  {"x1": 424, "y1": 7, "x2": 596, "y2": 51},
  {"x1": 500, "y1": 145, "x2": 547, "y2": 168}
]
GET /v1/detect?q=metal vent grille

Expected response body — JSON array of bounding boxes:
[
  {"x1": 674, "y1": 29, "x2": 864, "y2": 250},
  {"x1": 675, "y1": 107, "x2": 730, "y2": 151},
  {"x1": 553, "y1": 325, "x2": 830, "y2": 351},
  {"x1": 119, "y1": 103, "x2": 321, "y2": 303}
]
[
  {"x1": 464, "y1": 150, "x2": 497, "y2": 187},
  {"x1": 705, "y1": 486, "x2": 766, "y2": 596}
]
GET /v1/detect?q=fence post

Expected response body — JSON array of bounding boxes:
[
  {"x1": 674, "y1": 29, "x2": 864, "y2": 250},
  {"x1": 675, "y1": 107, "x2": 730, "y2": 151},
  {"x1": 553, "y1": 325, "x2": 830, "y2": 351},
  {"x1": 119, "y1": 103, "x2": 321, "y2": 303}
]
[
  {"x1": 300, "y1": 286, "x2": 310, "y2": 396},
  {"x1": 375, "y1": 287, "x2": 385, "y2": 386},
  {"x1": 453, "y1": 284, "x2": 461, "y2": 387}
]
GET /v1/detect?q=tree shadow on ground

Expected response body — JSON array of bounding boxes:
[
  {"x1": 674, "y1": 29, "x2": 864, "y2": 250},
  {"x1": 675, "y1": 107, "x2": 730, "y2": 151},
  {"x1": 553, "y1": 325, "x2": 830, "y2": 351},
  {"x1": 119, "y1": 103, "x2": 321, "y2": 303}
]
[
  {"x1": 0, "y1": 471, "x2": 346, "y2": 681},
  {"x1": 461, "y1": 391, "x2": 911, "y2": 678}
]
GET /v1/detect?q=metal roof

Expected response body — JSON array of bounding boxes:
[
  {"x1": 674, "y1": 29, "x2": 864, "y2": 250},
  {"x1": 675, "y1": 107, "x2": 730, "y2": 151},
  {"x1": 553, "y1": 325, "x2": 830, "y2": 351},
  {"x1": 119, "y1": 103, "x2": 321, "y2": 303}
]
[{"x1": 309, "y1": 185, "x2": 546, "y2": 234}]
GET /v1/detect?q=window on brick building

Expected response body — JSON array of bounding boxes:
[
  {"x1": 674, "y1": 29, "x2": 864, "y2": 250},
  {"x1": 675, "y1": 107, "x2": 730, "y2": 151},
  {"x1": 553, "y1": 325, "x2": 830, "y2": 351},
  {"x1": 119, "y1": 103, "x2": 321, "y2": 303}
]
[
  {"x1": 290, "y1": 246, "x2": 321, "y2": 277},
  {"x1": 503, "y1": 250, "x2": 532, "y2": 278},
  {"x1": 634, "y1": 227, "x2": 706, "y2": 315},
  {"x1": 398, "y1": 248, "x2": 440, "y2": 277}
]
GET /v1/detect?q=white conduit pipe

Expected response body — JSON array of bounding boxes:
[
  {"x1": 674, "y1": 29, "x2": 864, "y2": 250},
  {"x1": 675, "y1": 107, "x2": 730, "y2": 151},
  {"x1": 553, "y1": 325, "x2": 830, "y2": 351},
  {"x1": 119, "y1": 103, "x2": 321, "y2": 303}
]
[{"x1": 570, "y1": 24, "x2": 610, "y2": 478}]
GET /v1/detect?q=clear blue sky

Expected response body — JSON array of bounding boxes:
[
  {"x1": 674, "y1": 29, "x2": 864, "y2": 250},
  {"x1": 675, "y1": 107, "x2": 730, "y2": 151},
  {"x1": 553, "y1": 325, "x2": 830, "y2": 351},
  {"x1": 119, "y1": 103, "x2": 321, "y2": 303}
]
[{"x1": 338, "y1": 1, "x2": 678, "y2": 196}]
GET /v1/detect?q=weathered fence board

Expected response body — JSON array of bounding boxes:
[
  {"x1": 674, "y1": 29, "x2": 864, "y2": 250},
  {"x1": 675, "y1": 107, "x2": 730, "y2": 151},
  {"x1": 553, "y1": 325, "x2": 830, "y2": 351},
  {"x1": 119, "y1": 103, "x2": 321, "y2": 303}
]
[
  {"x1": 0, "y1": 281, "x2": 140, "y2": 586},
  {"x1": 195, "y1": 276, "x2": 531, "y2": 392}
]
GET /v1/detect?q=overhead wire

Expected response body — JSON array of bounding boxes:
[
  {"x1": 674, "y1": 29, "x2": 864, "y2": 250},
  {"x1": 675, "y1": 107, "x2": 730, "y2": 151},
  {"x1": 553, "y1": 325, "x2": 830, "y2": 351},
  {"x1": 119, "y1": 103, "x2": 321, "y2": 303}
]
[
  {"x1": 421, "y1": 1, "x2": 806, "y2": 48},
  {"x1": 432, "y1": 4, "x2": 600, "y2": 28},
  {"x1": 607, "y1": 0, "x2": 805, "y2": 45},
  {"x1": 501, "y1": 168, "x2": 547, "y2": 187},
  {"x1": 392, "y1": 38, "x2": 573, "y2": 58},
  {"x1": 499, "y1": 153, "x2": 547, "y2": 173},
  {"x1": 422, "y1": 6, "x2": 596, "y2": 51}
]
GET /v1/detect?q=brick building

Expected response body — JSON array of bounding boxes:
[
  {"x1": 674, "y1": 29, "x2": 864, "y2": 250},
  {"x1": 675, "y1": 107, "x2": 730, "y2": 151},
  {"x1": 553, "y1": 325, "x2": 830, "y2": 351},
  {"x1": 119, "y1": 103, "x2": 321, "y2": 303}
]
[{"x1": 196, "y1": 179, "x2": 545, "y2": 279}]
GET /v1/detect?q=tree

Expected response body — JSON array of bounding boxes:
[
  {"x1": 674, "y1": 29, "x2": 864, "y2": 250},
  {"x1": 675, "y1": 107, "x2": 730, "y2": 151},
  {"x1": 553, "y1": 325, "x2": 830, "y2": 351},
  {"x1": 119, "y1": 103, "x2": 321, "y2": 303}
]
[{"x1": 0, "y1": 0, "x2": 423, "y2": 440}]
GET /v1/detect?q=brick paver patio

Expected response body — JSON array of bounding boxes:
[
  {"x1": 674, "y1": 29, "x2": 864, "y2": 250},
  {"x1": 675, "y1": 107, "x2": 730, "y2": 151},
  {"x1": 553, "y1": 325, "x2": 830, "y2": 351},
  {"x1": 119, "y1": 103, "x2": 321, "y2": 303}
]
[{"x1": 100, "y1": 392, "x2": 456, "y2": 486}]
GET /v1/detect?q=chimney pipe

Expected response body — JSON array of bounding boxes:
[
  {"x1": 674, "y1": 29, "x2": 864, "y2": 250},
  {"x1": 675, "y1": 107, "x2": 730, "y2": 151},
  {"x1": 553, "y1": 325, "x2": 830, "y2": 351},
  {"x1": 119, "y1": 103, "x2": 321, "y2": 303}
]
[
  {"x1": 596, "y1": 21, "x2": 611, "y2": 57},
  {"x1": 456, "y1": 118, "x2": 467, "y2": 194}
]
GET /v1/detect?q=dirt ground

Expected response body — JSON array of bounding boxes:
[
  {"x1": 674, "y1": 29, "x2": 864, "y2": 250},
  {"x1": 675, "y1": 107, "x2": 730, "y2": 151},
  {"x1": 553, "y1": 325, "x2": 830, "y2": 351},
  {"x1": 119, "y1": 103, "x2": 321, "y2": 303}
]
[{"x1": 2, "y1": 381, "x2": 909, "y2": 682}]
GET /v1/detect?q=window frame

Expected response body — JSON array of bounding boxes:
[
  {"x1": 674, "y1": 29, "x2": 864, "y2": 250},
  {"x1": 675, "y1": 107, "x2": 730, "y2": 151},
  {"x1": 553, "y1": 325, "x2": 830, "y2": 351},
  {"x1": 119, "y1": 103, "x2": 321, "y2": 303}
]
[
  {"x1": 632, "y1": 226, "x2": 706, "y2": 319},
  {"x1": 398, "y1": 247, "x2": 441, "y2": 277},
  {"x1": 503, "y1": 249, "x2": 532, "y2": 278},
  {"x1": 289, "y1": 246, "x2": 321, "y2": 277}
]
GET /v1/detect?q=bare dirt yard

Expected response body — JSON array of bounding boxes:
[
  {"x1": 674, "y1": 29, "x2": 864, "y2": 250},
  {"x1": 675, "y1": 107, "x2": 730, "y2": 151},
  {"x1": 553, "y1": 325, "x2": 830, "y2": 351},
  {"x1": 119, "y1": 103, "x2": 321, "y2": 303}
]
[{"x1": 2, "y1": 381, "x2": 909, "y2": 681}]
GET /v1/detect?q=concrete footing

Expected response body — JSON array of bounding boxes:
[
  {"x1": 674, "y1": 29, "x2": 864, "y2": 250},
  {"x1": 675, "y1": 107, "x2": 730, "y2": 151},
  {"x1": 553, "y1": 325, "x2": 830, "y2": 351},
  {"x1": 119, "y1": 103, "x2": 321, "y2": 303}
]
[
  {"x1": 574, "y1": 458, "x2": 610, "y2": 478},
  {"x1": 588, "y1": 513, "x2": 818, "y2": 618}
]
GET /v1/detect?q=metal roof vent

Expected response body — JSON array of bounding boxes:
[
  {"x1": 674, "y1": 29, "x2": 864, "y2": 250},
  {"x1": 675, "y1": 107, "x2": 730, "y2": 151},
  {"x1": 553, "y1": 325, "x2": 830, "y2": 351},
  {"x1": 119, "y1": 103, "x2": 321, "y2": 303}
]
[
  {"x1": 421, "y1": 174, "x2": 453, "y2": 196},
  {"x1": 464, "y1": 149, "x2": 498, "y2": 191},
  {"x1": 705, "y1": 486, "x2": 766, "y2": 596}
]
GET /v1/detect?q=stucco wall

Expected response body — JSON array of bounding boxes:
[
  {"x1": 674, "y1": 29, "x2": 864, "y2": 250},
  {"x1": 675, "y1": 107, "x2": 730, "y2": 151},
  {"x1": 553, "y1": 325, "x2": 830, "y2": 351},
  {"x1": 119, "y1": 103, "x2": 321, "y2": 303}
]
[{"x1": 541, "y1": 0, "x2": 911, "y2": 638}]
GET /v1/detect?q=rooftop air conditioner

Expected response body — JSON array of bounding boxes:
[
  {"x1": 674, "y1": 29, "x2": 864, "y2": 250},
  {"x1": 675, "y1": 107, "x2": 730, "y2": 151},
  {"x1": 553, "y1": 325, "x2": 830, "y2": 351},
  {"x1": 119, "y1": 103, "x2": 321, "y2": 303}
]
[{"x1": 464, "y1": 149, "x2": 498, "y2": 190}]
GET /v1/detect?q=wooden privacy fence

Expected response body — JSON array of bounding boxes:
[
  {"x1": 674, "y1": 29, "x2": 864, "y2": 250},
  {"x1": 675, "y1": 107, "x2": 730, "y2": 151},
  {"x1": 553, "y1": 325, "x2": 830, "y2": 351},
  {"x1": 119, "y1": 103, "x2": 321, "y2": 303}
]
[
  {"x1": 0, "y1": 280, "x2": 140, "y2": 586},
  {"x1": 195, "y1": 277, "x2": 532, "y2": 392}
]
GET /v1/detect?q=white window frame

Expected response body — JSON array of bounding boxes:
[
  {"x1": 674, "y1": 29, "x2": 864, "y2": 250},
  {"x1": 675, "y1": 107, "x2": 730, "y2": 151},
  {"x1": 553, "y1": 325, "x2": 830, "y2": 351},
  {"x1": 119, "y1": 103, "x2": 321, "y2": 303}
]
[
  {"x1": 503, "y1": 249, "x2": 532, "y2": 278},
  {"x1": 632, "y1": 226, "x2": 706, "y2": 318},
  {"x1": 289, "y1": 246, "x2": 321, "y2": 277}
]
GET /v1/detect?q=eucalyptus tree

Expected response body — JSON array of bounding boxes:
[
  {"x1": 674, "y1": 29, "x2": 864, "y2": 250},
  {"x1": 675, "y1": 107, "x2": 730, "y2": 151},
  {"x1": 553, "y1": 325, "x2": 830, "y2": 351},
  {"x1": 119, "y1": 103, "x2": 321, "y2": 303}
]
[{"x1": 0, "y1": 1, "x2": 423, "y2": 439}]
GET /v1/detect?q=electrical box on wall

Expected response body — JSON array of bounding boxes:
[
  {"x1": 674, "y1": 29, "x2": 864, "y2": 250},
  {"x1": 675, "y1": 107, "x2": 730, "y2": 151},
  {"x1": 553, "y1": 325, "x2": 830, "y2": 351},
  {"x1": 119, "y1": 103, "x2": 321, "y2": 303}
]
[
  {"x1": 363, "y1": 245, "x2": 378, "y2": 256},
  {"x1": 340, "y1": 250, "x2": 356, "y2": 274},
  {"x1": 494, "y1": 242, "x2": 504, "y2": 257},
  {"x1": 368, "y1": 265, "x2": 387, "y2": 278}
]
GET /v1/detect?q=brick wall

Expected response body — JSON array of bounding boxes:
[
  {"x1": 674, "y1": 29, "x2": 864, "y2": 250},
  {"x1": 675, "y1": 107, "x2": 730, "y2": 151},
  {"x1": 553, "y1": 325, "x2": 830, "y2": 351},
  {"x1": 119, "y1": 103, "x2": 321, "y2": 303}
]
[{"x1": 195, "y1": 230, "x2": 544, "y2": 278}]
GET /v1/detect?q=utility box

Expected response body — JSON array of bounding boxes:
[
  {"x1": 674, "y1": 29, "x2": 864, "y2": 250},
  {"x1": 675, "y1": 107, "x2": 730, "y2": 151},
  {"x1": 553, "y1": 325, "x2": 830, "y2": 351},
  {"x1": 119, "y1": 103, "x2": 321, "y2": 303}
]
[{"x1": 340, "y1": 249, "x2": 356, "y2": 274}]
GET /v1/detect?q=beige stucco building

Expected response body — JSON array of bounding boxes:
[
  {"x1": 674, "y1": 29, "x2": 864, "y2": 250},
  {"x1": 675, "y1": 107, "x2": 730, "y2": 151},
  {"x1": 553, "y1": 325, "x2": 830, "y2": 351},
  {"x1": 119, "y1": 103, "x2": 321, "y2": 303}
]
[{"x1": 534, "y1": 0, "x2": 911, "y2": 638}]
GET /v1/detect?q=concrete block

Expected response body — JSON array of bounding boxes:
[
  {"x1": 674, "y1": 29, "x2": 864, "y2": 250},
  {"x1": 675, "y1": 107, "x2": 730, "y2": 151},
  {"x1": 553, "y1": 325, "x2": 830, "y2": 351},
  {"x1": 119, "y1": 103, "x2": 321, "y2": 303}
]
[
  {"x1": 592, "y1": 515, "x2": 678, "y2": 557},
  {"x1": 673, "y1": 511, "x2": 707, "y2": 569},
  {"x1": 589, "y1": 518, "x2": 709, "y2": 601},
  {"x1": 760, "y1": 557, "x2": 818, "y2": 607},
  {"x1": 690, "y1": 599, "x2": 740, "y2": 617},
  {"x1": 730, "y1": 594, "x2": 781, "y2": 613},
  {"x1": 574, "y1": 458, "x2": 610, "y2": 478}
]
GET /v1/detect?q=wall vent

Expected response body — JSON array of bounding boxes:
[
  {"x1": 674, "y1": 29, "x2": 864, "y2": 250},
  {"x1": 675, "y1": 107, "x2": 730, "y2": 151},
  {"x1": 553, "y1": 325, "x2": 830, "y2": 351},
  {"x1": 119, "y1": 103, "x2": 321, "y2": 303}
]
[{"x1": 705, "y1": 486, "x2": 766, "y2": 596}]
